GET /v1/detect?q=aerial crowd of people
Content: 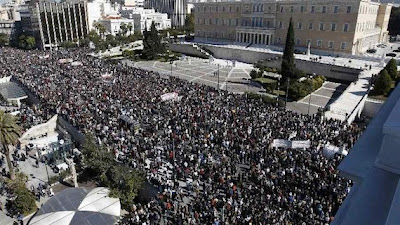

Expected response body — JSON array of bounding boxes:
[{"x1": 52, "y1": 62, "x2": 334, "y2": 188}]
[{"x1": 0, "y1": 47, "x2": 366, "y2": 225}]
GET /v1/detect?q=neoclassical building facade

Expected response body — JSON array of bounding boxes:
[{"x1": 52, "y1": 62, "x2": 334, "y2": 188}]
[{"x1": 193, "y1": 0, "x2": 392, "y2": 55}]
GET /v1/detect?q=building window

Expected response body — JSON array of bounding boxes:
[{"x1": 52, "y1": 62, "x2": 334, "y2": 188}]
[
  {"x1": 280, "y1": 6, "x2": 284, "y2": 12},
  {"x1": 322, "y1": 6, "x2": 327, "y2": 13},
  {"x1": 340, "y1": 42, "x2": 347, "y2": 49},
  {"x1": 222, "y1": 6, "x2": 225, "y2": 12},
  {"x1": 307, "y1": 39, "x2": 311, "y2": 46},
  {"x1": 319, "y1": 23, "x2": 324, "y2": 31},
  {"x1": 344, "y1": 23, "x2": 349, "y2": 32},
  {"x1": 279, "y1": 21, "x2": 283, "y2": 28},
  {"x1": 237, "y1": 6, "x2": 240, "y2": 12},
  {"x1": 261, "y1": 4, "x2": 264, "y2": 12},
  {"x1": 331, "y1": 23, "x2": 336, "y2": 31},
  {"x1": 298, "y1": 22, "x2": 302, "y2": 29},
  {"x1": 317, "y1": 40, "x2": 322, "y2": 47},
  {"x1": 334, "y1": 5, "x2": 339, "y2": 13},
  {"x1": 309, "y1": 22, "x2": 313, "y2": 30},
  {"x1": 311, "y1": 6, "x2": 315, "y2": 13},
  {"x1": 216, "y1": 6, "x2": 218, "y2": 12},
  {"x1": 296, "y1": 38, "x2": 301, "y2": 45},
  {"x1": 328, "y1": 41, "x2": 334, "y2": 48},
  {"x1": 290, "y1": 6, "x2": 294, "y2": 12},
  {"x1": 278, "y1": 37, "x2": 281, "y2": 44},
  {"x1": 300, "y1": 5, "x2": 304, "y2": 12},
  {"x1": 236, "y1": 19, "x2": 239, "y2": 26},
  {"x1": 347, "y1": 6, "x2": 351, "y2": 13},
  {"x1": 215, "y1": 18, "x2": 218, "y2": 25},
  {"x1": 229, "y1": 6, "x2": 232, "y2": 12},
  {"x1": 209, "y1": 19, "x2": 212, "y2": 25}
]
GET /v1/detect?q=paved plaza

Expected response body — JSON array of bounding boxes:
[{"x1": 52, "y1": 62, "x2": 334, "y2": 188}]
[
  {"x1": 287, "y1": 82, "x2": 348, "y2": 115},
  {"x1": 126, "y1": 57, "x2": 265, "y2": 94}
]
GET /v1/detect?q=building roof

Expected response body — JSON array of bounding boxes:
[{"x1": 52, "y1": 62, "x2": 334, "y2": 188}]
[
  {"x1": 29, "y1": 187, "x2": 121, "y2": 225},
  {"x1": 333, "y1": 82, "x2": 400, "y2": 225},
  {"x1": 0, "y1": 81, "x2": 27, "y2": 100}
]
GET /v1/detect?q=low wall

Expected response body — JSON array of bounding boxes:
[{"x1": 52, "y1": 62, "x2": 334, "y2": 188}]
[
  {"x1": 362, "y1": 98, "x2": 384, "y2": 118},
  {"x1": 168, "y1": 43, "x2": 209, "y2": 59},
  {"x1": 57, "y1": 117, "x2": 85, "y2": 147},
  {"x1": 19, "y1": 115, "x2": 58, "y2": 149},
  {"x1": 203, "y1": 45, "x2": 362, "y2": 82}
]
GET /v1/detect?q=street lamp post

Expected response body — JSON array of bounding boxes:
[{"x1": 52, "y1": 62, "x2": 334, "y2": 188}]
[
  {"x1": 217, "y1": 64, "x2": 220, "y2": 92},
  {"x1": 170, "y1": 60, "x2": 173, "y2": 77},
  {"x1": 307, "y1": 73, "x2": 315, "y2": 115},
  {"x1": 285, "y1": 77, "x2": 290, "y2": 110}
]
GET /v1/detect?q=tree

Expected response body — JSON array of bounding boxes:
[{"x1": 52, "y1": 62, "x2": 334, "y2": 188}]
[
  {"x1": 94, "y1": 22, "x2": 107, "y2": 39},
  {"x1": 142, "y1": 21, "x2": 164, "y2": 60},
  {"x1": 81, "y1": 134, "x2": 144, "y2": 209},
  {"x1": 127, "y1": 22, "x2": 133, "y2": 36},
  {"x1": 385, "y1": 58, "x2": 398, "y2": 81},
  {"x1": 0, "y1": 33, "x2": 9, "y2": 46},
  {"x1": 5, "y1": 173, "x2": 36, "y2": 216},
  {"x1": 374, "y1": 69, "x2": 392, "y2": 95},
  {"x1": 88, "y1": 30, "x2": 101, "y2": 44},
  {"x1": 388, "y1": 7, "x2": 400, "y2": 36},
  {"x1": 119, "y1": 23, "x2": 128, "y2": 36},
  {"x1": 25, "y1": 36, "x2": 36, "y2": 50},
  {"x1": 281, "y1": 17, "x2": 296, "y2": 81},
  {"x1": 184, "y1": 13, "x2": 194, "y2": 34},
  {"x1": 0, "y1": 111, "x2": 22, "y2": 180}
]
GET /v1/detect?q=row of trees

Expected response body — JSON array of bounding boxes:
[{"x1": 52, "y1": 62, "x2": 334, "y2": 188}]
[
  {"x1": 0, "y1": 111, "x2": 36, "y2": 216},
  {"x1": 80, "y1": 134, "x2": 145, "y2": 209},
  {"x1": 373, "y1": 58, "x2": 398, "y2": 96}
]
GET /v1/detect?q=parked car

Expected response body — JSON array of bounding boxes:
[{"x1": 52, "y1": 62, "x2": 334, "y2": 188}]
[
  {"x1": 393, "y1": 49, "x2": 400, "y2": 53},
  {"x1": 294, "y1": 49, "x2": 306, "y2": 54},
  {"x1": 366, "y1": 49, "x2": 377, "y2": 53},
  {"x1": 377, "y1": 44, "x2": 387, "y2": 48},
  {"x1": 386, "y1": 53, "x2": 397, "y2": 57}
]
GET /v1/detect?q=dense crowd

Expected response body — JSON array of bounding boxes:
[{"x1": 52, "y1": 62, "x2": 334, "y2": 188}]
[{"x1": 0, "y1": 47, "x2": 366, "y2": 225}]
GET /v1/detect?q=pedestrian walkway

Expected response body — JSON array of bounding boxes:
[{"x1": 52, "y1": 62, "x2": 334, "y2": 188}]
[{"x1": 325, "y1": 68, "x2": 380, "y2": 122}]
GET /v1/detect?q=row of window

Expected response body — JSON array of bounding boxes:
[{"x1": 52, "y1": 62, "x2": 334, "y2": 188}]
[
  {"x1": 197, "y1": 18, "x2": 240, "y2": 26},
  {"x1": 281, "y1": 21, "x2": 351, "y2": 32},
  {"x1": 278, "y1": 38, "x2": 347, "y2": 50},
  {"x1": 359, "y1": 5, "x2": 378, "y2": 14},
  {"x1": 280, "y1": 5, "x2": 352, "y2": 14},
  {"x1": 197, "y1": 5, "x2": 240, "y2": 13},
  {"x1": 196, "y1": 4, "x2": 353, "y2": 14}
]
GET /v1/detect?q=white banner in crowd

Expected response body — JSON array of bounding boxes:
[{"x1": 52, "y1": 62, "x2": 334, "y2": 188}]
[
  {"x1": 272, "y1": 139, "x2": 311, "y2": 149},
  {"x1": 58, "y1": 58, "x2": 73, "y2": 64},
  {"x1": 291, "y1": 140, "x2": 311, "y2": 149},
  {"x1": 323, "y1": 144, "x2": 348, "y2": 158},
  {"x1": 161, "y1": 92, "x2": 180, "y2": 102},
  {"x1": 71, "y1": 61, "x2": 83, "y2": 66},
  {"x1": 101, "y1": 73, "x2": 113, "y2": 79},
  {"x1": 272, "y1": 139, "x2": 292, "y2": 148}
]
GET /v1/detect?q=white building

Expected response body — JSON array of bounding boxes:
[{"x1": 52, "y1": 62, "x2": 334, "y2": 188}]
[
  {"x1": 99, "y1": 15, "x2": 134, "y2": 36},
  {"x1": 144, "y1": 0, "x2": 187, "y2": 27},
  {"x1": 120, "y1": 7, "x2": 171, "y2": 33},
  {"x1": 87, "y1": 0, "x2": 121, "y2": 32}
]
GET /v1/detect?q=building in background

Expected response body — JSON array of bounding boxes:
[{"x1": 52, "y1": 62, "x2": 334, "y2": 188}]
[
  {"x1": 193, "y1": 0, "x2": 393, "y2": 55},
  {"x1": 98, "y1": 15, "x2": 134, "y2": 36},
  {"x1": 87, "y1": 0, "x2": 120, "y2": 32},
  {"x1": 144, "y1": 0, "x2": 187, "y2": 27},
  {"x1": 120, "y1": 7, "x2": 171, "y2": 33},
  {"x1": 19, "y1": 0, "x2": 89, "y2": 49}
]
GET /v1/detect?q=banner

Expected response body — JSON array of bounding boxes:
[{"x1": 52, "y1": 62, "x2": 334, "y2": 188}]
[
  {"x1": 161, "y1": 92, "x2": 179, "y2": 102},
  {"x1": 323, "y1": 144, "x2": 348, "y2": 158},
  {"x1": 58, "y1": 58, "x2": 73, "y2": 64},
  {"x1": 272, "y1": 139, "x2": 291, "y2": 148},
  {"x1": 71, "y1": 61, "x2": 83, "y2": 66},
  {"x1": 291, "y1": 140, "x2": 311, "y2": 149},
  {"x1": 39, "y1": 54, "x2": 50, "y2": 59}
]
